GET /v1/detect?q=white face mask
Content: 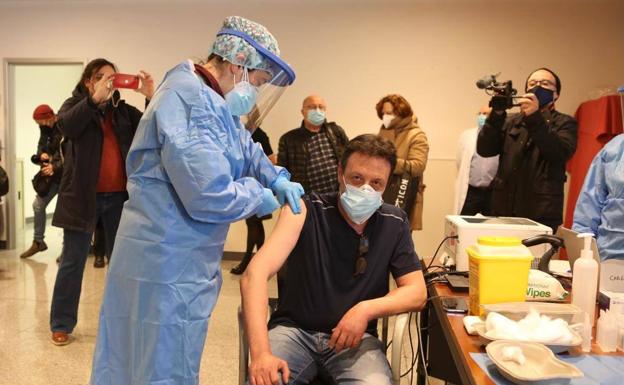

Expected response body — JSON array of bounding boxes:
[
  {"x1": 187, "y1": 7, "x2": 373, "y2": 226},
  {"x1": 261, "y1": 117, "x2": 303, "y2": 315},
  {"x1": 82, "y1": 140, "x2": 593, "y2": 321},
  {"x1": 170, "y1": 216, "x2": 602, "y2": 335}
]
[{"x1": 382, "y1": 114, "x2": 396, "y2": 128}]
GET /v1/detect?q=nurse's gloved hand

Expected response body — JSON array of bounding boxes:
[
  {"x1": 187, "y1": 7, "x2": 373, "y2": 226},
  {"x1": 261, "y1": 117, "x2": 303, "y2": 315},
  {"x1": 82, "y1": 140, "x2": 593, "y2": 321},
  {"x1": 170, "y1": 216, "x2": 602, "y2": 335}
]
[
  {"x1": 271, "y1": 176, "x2": 305, "y2": 214},
  {"x1": 257, "y1": 188, "x2": 280, "y2": 217}
]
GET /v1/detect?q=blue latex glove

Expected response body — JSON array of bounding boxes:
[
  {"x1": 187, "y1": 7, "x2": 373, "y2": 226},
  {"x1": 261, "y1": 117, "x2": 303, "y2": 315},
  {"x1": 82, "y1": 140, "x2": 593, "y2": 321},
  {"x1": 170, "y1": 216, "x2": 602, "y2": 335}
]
[
  {"x1": 271, "y1": 176, "x2": 305, "y2": 214},
  {"x1": 257, "y1": 188, "x2": 280, "y2": 217}
]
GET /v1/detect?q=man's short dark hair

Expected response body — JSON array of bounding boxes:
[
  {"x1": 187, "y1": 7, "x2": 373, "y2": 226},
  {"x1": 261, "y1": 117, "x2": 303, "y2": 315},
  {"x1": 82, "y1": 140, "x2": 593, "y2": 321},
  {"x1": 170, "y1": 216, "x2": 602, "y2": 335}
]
[
  {"x1": 525, "y1": 67, "x2": 561, "y2": 94},
  {"x1": 340, "y1": 134, "x2": 397, "y2": 176}
]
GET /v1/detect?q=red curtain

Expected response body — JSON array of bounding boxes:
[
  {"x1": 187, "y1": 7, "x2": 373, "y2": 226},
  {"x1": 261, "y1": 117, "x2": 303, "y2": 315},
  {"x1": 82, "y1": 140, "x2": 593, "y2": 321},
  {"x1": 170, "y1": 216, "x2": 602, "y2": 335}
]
[{"x1": 564, "y1": 94, "x2": 624, "y2": 228}]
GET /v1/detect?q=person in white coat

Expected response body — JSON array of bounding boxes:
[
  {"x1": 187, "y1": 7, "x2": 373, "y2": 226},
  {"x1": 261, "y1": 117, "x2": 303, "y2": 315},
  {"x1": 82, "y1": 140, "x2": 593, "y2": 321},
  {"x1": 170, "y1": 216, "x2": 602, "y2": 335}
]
[{"x1": 454, "y1": 104, "x2": 497, "y2": 215}]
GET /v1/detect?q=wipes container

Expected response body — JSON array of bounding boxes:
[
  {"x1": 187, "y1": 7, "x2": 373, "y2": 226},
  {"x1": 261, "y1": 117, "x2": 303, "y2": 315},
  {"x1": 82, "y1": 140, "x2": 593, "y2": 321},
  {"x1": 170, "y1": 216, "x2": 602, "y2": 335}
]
[{"x1": 468, "y1": 236, "x2": 533, "y2": 315}]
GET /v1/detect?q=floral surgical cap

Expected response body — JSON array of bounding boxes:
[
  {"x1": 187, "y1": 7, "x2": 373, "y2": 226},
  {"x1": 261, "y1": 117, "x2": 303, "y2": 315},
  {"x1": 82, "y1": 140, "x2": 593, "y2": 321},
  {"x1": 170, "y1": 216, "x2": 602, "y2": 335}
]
[{"x1": 211, "y1": 16, "x2": 280, "y2": 75}]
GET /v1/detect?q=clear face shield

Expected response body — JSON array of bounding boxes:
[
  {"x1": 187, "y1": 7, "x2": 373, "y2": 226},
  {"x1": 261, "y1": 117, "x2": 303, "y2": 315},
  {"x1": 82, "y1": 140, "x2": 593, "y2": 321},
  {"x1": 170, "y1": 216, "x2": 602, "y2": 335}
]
[
  {"x1": 216, "y1": 29, "x2": 296, "y2": 131},
  {"x1": 242, "y1": 68, "x2": 292, "y2": 132}
]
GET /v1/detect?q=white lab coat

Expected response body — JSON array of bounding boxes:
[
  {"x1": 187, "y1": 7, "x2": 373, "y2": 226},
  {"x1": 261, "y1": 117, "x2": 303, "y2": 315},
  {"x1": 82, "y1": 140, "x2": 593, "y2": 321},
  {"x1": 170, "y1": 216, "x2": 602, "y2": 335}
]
[{"x1": 453, "y1": 127, "x2": 478, "y2": 214}]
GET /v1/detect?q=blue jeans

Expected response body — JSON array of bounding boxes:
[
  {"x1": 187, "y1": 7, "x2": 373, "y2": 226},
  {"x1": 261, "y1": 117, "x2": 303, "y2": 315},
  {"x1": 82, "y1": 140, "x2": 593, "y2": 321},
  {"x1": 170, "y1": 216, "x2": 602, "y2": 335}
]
[
  {"x1": 50, "y1": 192, "x2": 126, "y2": 333},
  {"x1": 254, "y1": 325, "x2": 392, "y2": 385},
  {"x1": 33, "y1": 182, "x2": 59, "y2": 242}
]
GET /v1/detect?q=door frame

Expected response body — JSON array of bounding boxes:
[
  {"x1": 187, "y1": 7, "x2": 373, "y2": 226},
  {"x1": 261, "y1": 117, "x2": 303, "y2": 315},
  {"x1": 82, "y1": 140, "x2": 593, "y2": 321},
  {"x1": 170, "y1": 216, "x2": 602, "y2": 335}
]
[{"x1": 3, "y1": 58, "x2": 84, "y2": 249}]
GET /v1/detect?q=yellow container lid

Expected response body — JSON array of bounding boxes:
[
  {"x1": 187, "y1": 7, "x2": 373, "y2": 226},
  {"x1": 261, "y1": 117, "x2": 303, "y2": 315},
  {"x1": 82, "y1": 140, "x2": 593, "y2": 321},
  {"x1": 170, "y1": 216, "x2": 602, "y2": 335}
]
[
  {"x1": 467, "y1": 236, "x2": 533, "y2": 260},
  {"x1": 477, "y1": 236, "x2": 522, "y2": 247}
]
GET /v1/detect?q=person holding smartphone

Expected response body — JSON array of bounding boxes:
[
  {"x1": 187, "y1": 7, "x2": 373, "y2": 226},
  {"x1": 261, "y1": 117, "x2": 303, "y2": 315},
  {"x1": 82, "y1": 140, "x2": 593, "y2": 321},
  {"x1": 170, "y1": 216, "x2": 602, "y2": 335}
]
[
  {"x1": 477, "y1": 68, "x2": 578, "y2": 232},
  {"x1": 49, "y1": 58, "x2": 154, "y2": 345}
]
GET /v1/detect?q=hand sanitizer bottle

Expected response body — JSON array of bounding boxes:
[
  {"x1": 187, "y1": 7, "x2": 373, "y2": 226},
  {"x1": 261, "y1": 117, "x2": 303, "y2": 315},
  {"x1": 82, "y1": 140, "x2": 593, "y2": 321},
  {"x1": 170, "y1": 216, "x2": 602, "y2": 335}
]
[{"x1": 572, "y1": 233, "x2": 599, "y2": 326}]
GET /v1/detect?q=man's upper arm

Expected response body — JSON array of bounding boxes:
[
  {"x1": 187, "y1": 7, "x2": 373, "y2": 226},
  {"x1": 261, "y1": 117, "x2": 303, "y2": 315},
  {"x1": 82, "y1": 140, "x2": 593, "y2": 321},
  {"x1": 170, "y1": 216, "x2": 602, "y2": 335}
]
[
  {"x1": 389, "y1": 215, "x2": 422, "y2": 279},
  {"x1": 395, "y1": 270, "x2": 425, "y2": 289},
  {"x1": 336, "y1": 124, "x2": 349, "y2": 144},
  {"x1": 249, "y1": 199, "x2": 307, "y2": 277}
]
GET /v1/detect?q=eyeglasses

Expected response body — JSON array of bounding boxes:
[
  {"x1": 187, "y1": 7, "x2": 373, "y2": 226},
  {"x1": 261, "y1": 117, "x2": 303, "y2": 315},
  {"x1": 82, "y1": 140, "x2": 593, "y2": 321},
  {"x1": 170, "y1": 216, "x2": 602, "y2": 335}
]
[
  {"x1": 527, "y1": 79, "x2": 555, "y2": 88},
  {"x1": 353, "y1": 235, "x2": 369, "y2": 277}
]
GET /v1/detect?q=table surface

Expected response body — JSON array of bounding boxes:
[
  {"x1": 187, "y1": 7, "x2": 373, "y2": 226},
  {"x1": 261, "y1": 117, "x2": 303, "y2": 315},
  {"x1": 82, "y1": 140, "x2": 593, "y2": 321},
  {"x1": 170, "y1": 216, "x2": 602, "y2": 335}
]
[{"x1": 429, "y1": 282, "x2": 624, "y2": 385}]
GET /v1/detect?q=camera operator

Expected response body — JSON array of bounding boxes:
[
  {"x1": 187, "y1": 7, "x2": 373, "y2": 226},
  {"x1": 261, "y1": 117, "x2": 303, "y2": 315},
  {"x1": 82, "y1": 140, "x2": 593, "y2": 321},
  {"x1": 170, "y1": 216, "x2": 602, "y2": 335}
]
[
  {"x1": 477, "y1": 68, "x2": 578, "y2": 232},
  {"x1": 20, "y1": 104, "x2": 63, "y2": 259}
]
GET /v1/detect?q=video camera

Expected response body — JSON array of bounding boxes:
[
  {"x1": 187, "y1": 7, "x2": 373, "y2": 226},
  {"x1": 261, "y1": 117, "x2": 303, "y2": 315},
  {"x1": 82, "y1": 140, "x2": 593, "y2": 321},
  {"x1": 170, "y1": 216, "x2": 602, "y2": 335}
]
[
  {"x1": 476, "y1": 73, "x2": 520, "y2": 111},
  {"x1": 31, "y1": 154, "x2": 50, "y2": 166}
]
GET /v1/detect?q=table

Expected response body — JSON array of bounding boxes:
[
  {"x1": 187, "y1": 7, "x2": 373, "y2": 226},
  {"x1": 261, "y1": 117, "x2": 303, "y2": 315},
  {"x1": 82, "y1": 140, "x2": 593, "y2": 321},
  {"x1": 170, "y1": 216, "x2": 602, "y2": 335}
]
[{"x1": 418, "y1": 282, "x2": 624, "y2": 385}]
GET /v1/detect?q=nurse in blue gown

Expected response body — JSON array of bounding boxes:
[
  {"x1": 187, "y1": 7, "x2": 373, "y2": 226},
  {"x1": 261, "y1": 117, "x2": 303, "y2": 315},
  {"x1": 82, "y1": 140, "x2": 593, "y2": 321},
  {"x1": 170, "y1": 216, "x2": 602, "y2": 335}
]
[{"x1": 90, "y1": 16, "x2": 303, "y2": 385}]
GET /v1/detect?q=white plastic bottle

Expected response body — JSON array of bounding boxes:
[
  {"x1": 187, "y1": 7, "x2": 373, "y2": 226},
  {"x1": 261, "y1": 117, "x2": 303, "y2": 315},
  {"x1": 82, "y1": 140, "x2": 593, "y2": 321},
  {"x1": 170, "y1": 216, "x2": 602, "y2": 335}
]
[{"x1": 572, "y1": 233, "x2": 599, "y2": 326}]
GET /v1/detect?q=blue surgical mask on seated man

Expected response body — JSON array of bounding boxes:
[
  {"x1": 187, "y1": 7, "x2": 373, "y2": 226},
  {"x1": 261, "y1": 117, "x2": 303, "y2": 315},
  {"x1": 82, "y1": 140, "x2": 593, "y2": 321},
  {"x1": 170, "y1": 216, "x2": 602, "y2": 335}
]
[
  {"x1": 340, "y1": 178, "x2": 383, "y2": 224},
  {"x1": 477, "y1": 114, "x2": 487, "y2": 130},
  {"x1": 307, "y1": 109, "x2": 326, "y2": 126},
  {"x1": 225, "y1": 68, "x2": 258, "y2": 116}
]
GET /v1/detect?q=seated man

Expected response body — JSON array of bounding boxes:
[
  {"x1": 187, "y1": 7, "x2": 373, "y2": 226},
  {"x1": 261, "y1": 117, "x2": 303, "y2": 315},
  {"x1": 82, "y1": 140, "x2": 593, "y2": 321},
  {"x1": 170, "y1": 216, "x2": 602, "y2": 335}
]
[{"x1": 241, "y1": 134, "x2": 427, "y2": 385}]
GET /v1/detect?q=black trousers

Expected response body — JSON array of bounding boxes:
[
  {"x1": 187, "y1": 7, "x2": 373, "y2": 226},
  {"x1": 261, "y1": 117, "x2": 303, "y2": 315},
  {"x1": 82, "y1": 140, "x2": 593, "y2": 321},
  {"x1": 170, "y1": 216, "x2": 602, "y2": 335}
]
[{"x1": 460, "y1": 185, "x2": 492, "y2": 216}]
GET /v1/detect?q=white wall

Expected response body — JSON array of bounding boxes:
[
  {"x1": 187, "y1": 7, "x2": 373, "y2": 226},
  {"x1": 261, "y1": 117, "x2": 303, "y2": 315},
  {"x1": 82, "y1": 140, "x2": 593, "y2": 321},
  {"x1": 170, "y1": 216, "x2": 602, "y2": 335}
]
[{"x1": 1, "y1": 0, "x2": 622, "y2": 256}]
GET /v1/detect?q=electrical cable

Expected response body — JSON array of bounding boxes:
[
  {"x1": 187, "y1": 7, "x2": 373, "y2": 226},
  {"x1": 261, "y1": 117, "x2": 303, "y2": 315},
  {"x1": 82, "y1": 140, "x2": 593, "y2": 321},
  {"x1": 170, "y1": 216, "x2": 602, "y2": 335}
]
[
  {"x1": 400, "y1": 312, "x2": 416, "y2": 379},
  {"x1": 425, "y1": 235, "x2": 457, "y2": 272},
  {"x1": 416, "y1": 312, "x2": 431, "y2": 385},
  {"x1": 409, "y1": 314, "x2": 421, "y2": 385}
]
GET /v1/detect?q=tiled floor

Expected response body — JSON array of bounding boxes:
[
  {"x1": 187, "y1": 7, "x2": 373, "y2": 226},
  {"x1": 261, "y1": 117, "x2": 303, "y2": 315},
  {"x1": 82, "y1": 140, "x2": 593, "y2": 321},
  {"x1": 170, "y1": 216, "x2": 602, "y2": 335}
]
[{"x1": 0, "y1": 222, "x2": 429, "y2": 385}]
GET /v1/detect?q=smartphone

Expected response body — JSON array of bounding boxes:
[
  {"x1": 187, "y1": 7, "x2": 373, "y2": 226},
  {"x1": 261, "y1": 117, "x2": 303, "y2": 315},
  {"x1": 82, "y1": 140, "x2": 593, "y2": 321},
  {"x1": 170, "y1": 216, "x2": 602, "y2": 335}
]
[
  {"x1": 112, "y1": 73, "x2": 139, "y2": 89},
  {"x1": 440, "y1": 296, "x2": 468, "y2": 314}
]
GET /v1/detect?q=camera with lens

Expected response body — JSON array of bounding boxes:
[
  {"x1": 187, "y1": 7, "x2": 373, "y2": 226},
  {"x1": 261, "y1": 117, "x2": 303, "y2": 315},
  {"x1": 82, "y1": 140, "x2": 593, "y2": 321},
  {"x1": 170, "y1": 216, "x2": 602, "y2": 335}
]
[
  {"x1": 476, "y1": 73, "x2": 520, "y2": 111},
  {"x1": 31, "y1": 154, "x2": 50, "y2": 166}
]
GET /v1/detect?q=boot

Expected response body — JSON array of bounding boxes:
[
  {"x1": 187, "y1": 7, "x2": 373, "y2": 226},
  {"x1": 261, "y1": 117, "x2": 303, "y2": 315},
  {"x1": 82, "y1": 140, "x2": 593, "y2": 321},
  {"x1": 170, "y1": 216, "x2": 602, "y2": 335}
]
[
  {"x1": 20, "y1": 240, "x2": 48, "y2": 259},
  {"x1": 230, "y1": 253, "x2": 252, "y2": 275},
  {"x1": 93, "y1": 254, "x2": 106, "y2": 268}
]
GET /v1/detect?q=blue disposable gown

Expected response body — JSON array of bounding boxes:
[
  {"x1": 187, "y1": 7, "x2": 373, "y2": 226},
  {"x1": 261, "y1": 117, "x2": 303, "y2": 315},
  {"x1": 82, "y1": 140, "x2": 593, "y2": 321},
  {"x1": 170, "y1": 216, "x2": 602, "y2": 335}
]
[
  {"x1": 90, "y1": 60, "x2": 288, "y2": 385},
  {"x1": 572, "y1": 134, "x2": 624, "y2": 261}
]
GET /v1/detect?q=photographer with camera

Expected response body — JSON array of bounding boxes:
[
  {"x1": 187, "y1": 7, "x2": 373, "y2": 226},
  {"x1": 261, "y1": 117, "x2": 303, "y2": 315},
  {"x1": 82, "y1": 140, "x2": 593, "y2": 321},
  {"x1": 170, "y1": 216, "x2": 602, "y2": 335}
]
[
  {"x1": 20, "y1": 104, "x2": 63, "y2": 259},
  {"x1": 476, "y1": 68, "x2": 578, "y2": 232}
]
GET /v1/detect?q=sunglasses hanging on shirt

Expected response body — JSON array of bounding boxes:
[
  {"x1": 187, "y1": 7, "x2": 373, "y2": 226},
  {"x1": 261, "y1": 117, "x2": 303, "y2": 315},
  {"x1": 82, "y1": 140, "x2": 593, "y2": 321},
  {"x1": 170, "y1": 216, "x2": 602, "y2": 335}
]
[{"x1": 354, "y1": 235, "x2": 369, "y2": 277}]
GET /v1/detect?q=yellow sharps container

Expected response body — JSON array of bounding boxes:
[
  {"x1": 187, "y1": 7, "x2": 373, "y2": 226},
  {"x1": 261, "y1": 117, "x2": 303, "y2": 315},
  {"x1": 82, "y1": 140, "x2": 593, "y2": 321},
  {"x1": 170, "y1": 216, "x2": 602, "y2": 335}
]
[{"x1": 467, "y1": 236, "x2": 534, "y2": 315}]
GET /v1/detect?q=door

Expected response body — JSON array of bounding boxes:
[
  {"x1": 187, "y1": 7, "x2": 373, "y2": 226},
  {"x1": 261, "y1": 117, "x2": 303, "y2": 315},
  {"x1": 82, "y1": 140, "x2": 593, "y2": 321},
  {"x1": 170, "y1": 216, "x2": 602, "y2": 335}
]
[{"x1": 4, "y1": 60, "x2": 83, "y2": 249}]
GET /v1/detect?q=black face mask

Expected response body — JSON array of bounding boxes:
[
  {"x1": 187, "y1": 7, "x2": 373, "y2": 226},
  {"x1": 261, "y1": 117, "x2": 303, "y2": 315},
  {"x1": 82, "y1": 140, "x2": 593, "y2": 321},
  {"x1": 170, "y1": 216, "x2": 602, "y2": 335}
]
[{"x1": 527, "y1": 86, "x2": 555, "y2": 108}]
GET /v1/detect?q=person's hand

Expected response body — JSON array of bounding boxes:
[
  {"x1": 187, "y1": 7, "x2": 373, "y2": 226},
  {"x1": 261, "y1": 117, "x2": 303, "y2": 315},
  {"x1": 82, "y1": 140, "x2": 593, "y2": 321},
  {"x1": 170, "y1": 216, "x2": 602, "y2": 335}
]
[
  {"x1": 257, "y1": 188, "x2": 280, "y2": 217},
  {"x1": 41, "y1": 164, "x2": 54, "y2": 176},
  {"x1": 39, "y1": 153, "x2": 50, "y2": 162},
  {"x1": 518, "y1": 93, "x2": 539, "y2": 116},
  {"x1": 91, "y1": 73, "x2": 115, "y2": 104},
  {"x1": 329, "y1": 302, "x2": 370, "y2": 353},
  {"x1": 248, "y1": 352, "x2": 290, "y2": 385},
  {"x1": 136, "y1": 70, "x2": 155, "y2": 100},
  {"x1": 271, "y1": 177, "x2": 305, "y2": 214}
]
